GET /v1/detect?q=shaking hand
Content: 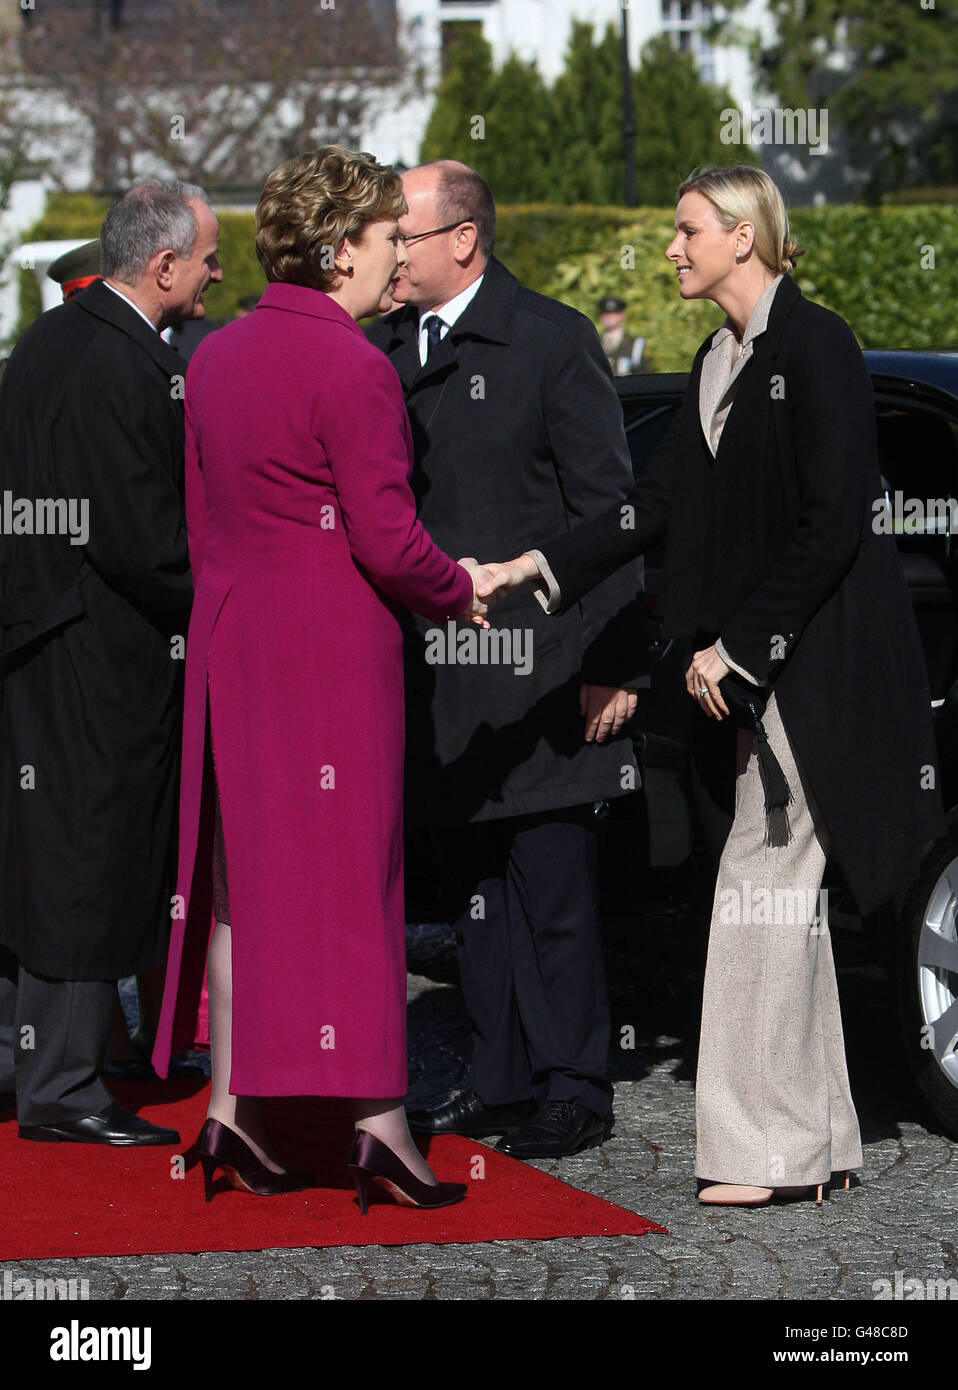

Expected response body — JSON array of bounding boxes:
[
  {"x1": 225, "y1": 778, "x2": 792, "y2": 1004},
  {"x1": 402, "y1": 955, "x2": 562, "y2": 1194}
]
[
  {"x1": 474, "y1": 554, "x2": 541, "y2": 602},
  {"x1": 457, "y1": 557, "x2": 497, "y2": 627}
]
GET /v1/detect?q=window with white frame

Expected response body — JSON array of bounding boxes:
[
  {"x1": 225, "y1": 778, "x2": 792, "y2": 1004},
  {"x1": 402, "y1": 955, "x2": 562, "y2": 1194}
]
[{"x1": 660, "y1": 0, "x2": 716, "y2": 85}]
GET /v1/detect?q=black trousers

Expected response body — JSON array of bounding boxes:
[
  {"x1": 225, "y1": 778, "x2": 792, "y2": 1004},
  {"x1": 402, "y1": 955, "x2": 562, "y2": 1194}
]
[
  {"x1": 0, "y1": 946, "x2": 114, "y2": 1126},
  {"x1": 443, "y1": 806, "x2": 613, "y2": 1120}
]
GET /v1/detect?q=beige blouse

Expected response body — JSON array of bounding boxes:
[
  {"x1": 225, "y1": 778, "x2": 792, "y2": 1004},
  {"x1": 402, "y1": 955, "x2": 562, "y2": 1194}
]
[{"x1": 699, "y1": 275, "x2": 783, "y2": 458}]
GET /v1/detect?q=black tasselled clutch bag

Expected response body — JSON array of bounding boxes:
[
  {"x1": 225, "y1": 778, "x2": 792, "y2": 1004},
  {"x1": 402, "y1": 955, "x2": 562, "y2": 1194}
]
[{"x1": 718, "y1": 670, "x2": 794, "y2": 818}]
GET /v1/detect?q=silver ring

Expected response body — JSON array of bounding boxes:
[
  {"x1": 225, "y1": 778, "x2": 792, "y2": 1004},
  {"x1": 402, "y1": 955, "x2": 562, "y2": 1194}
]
[{"x1": 698, "y1": 686, "x2": 708, "y2": 697}]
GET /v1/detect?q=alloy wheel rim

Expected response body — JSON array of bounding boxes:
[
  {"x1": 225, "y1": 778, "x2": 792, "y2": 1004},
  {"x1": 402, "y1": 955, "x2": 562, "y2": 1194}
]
[{"x1": 918, "y1": 859, "x2": 958, "y2": 1087}]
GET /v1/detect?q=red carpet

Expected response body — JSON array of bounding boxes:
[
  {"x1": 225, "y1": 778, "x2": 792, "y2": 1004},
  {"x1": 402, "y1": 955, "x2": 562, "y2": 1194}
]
[{"x1": 0, "y1": 1081, "x2": 666, "y2": 1257}]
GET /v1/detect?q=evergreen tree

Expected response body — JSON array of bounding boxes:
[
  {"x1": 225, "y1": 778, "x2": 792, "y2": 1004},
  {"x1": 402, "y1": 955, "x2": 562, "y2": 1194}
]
[
  {"x1": 483, "y1": 54, "x2": 554, "y2": 202},
  {"x1": 419, "y1": 26, "x2": 496, "y2": 168},
  {"x1": 632, "y1": 36, "x2": 757, "y2": 206},
  {"x1": 421, "y1": 36, "x2": 553, "y2": 202},
  {"x1": 548, "y1": 22, "x2": 625, "y2": 204},
  {"x1": 419, "y1": 20, "x2": 759, "y2": 207}
]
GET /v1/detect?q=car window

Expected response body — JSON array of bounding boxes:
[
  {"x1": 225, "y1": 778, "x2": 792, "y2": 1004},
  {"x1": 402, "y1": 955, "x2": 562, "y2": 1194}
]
[
  {"x1": 876, "y1": 406, "x2": 958, "y2": 545},
  {"x1": 622, "y1": 399, "x2": 682, "y2": 482},
  {"x1": 875, "y1": 402, "x2": 958, "y2": 700},
  {"x1": 621, "y1": 398, "x2": 682, "y2": 576}
]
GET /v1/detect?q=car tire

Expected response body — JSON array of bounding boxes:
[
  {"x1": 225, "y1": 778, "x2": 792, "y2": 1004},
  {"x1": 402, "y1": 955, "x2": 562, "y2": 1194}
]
[{"x1": 897, "y1": 812, "x2": 958, "y2": 1139}]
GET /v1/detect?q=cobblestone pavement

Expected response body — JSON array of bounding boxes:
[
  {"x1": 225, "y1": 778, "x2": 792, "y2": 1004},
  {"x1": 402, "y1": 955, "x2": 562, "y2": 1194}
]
[{"x1": 3, "y1": 912, "x2": 957, "y2": 1303}]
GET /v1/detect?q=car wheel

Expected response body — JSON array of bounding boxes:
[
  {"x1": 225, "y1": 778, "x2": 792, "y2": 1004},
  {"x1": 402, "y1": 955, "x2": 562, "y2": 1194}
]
[{"x1": 897, "y1": 815, "x2": 958, "y2": 1139}]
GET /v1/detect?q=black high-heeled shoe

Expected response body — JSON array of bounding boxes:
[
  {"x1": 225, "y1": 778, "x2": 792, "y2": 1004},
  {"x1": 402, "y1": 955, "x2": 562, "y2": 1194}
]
[
  {"x1": 347, "y1": 1128, "x2": 467, "y2": 1214},
  {"x1": 191, "y1": 1117, "x2": 315, "y2": 1202}
]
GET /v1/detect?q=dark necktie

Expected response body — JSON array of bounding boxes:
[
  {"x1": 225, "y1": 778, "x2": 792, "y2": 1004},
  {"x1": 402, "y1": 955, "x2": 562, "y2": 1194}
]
[{"x1": 423, "y1": 313, "x2": 444, "y2": 361}]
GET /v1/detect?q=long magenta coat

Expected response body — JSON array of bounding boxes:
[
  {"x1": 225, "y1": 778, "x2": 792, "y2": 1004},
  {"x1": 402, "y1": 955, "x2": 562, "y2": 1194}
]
[{"x1": 152, "y1": 283, "x2": 473, "y2": 1096}]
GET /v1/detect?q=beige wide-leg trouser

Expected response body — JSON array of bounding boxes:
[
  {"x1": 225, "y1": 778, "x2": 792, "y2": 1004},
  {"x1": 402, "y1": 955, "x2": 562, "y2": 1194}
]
[{"x1": 694, "y1": 692, "x2": 864, "y2": 1186}]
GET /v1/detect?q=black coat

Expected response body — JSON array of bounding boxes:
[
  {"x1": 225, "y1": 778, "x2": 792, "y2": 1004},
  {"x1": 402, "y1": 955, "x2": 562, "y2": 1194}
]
[
  {"x1": 541, "y1": 274, "x2": 943, "y2": 914},
  {"x1": 168, "y1": 315, "x2": 220, "y2": 361},
  {"x1": 366, "y1": 256, "x2": 647, "y2": 824},
  {"x1": 0, "y1": 281, "x2": 192, "y2": 979}
]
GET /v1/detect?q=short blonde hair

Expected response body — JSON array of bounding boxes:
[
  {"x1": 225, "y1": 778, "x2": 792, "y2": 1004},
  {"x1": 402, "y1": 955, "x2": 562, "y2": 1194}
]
[
  {"x1": 255, "y1": 145, "x2": 406, "y2": 290},
  {"x1": 677, "y1": 165, "x2": 802, "y2": 274}
]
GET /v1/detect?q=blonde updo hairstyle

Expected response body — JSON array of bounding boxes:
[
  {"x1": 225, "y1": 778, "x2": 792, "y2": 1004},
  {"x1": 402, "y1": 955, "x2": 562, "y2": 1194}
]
[
  {"x1": 256, "y1": 145, "x2": 406, "y2": 291},
  {"x1": 677, "y1": 165, "x2": 803, "y2": 275}
]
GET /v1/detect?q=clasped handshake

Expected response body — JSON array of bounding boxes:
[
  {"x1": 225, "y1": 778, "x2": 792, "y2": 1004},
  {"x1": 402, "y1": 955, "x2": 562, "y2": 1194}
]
[{"x1": 457, "y1": 554, "x2": 538, "y2": 623}]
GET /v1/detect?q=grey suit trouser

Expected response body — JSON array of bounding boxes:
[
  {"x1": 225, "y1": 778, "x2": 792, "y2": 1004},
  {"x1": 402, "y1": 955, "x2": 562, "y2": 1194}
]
[
  {"x1": 0, "y1": 947, "x2": 114, "y2": 1127},
  {"x1": 694, "y1": 693, "x2": 864, "y2": 1186}
]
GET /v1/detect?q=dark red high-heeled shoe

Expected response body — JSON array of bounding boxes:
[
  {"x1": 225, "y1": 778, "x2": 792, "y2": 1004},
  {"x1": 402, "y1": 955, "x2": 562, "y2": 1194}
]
[
  {"x1": 191, "y1": 1118, "x2": 315, "y2": 1201},
  {"x1": 347, "y1": 1128, "x2": 467, "y2": 1214}
]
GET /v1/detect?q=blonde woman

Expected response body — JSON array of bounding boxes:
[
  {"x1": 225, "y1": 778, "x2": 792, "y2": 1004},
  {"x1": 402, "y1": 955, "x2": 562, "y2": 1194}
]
[{"x1": 479, "y1": 165, "x2": 941, "y2": 1204}]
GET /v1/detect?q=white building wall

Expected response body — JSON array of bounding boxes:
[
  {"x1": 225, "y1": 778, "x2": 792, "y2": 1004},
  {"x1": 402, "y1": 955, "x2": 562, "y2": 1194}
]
[{"x1": 0, "y1": 179, "x2": 48, "y2": 345}]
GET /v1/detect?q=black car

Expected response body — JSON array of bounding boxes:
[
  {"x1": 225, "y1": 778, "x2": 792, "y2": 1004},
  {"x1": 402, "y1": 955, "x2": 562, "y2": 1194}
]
[{"x1": 617, "y1": 351, "x2": 958, "y2": 1139}]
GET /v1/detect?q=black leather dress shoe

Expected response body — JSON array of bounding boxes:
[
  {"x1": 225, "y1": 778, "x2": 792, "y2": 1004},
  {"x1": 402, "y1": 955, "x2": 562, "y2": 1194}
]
[
  {"x1": 406, "y1": 1088, "x2": 536, "y2": 1137},
  {"x1": 495, "y1": 1101, "x2": 613, "y2": 1158},
  {"x1": 19, "y1": 1102, "x2": 180, "y2": 1146}
]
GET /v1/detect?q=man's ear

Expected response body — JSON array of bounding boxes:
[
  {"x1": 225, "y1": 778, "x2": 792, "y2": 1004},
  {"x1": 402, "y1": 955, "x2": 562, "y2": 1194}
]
[
  {"x1": 453, "y1": 222, "x2": 479, "y2": 266},
  {"x1": 153, "y1": 248, "x2": 177, "y2": 290}
]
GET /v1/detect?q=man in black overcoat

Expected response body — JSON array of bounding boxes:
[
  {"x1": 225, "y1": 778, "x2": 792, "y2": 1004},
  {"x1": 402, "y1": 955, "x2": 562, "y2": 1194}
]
[
  {"x1": 0, "y1": 180, "x2": 221, "y2": 1144},
  {"x1": 367, "y1": 161, "x2": 647, "y2": 1158}
]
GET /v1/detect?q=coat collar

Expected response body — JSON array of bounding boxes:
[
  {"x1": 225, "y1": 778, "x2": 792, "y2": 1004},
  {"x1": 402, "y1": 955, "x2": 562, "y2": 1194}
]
[
  {"x1": 74, "y1": 279, "x2": 186, "y2": 380},
  {"x1": 373, "y1": 256, "x2": 518, "y2": 394},
  {"x1": 255, "y1": 281, "x2": 367, "y2": 337},
  {"x1": 709, "y1": 273, "x2": 784, "y2": 358},
  {"x1": 710, "y1": 271, "x2": 803, "y2": 399},
  {"x1": 752, "y1": 270, "x2": 802, "y2": 356},
  {"x1": 447, "y1": 256, "x2": 518, "y2": 346}
]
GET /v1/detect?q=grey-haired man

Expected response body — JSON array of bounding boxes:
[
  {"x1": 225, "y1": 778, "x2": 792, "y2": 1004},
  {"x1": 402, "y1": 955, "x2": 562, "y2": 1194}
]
[{"x1": 0, "y1": 182, "x2": 220, "y2": 1144}]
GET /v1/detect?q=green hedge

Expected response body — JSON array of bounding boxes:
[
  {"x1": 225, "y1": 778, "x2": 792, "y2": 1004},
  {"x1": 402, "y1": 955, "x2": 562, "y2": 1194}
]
[
  {"x1": 22, "y1": 192, "x2": 112, "y2": 237},
  {"x1": 495, "y1": 204, "x2": 650, "y2": 292},
  {"x1": 201, "y1": 210, "x2": 266, "y2": 322},
  {"x1": 788, "y1": 205, "x2": 956, "y2": 354},
  {"x1": 14, "y1": 197, "x2": 958, "y2": 369}
]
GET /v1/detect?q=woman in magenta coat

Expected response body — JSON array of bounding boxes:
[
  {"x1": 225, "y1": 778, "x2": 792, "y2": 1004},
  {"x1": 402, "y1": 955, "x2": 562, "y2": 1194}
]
[{"x1": 152, "y1": 147, "x2": 483, "y2": 1211}]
